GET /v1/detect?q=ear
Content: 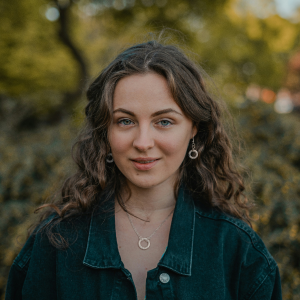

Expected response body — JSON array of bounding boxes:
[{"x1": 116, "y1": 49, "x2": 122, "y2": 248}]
[{"x1": 191, "y1": 125, "x2": 197, "y2": 139}]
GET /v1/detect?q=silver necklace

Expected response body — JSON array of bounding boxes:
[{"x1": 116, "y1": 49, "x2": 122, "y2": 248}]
[{"x1": 126, "y1": 208, "x2": 174, "y2": 250}]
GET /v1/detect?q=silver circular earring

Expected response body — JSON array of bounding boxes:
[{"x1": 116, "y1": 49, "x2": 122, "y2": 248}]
[
  {"x1": 106, "y1": 153, "x2": 114, "y2": 163},
  {"x1": 189, "y1": 137, "x2": 198, "y2": 159}
]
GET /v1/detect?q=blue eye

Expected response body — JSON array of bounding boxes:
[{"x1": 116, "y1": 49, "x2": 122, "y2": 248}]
[
  {"x1": 159, "y1": 120, "x2": 172, "y2": 127},
  {"x1": 118, "y1": 118, "x2": 172, "y2": 127},
  {"x1": 118, "y1": 119, "x2": 133, "y2": 126}
]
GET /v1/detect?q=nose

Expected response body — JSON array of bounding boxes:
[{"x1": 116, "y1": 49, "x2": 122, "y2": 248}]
[{"x1": 132, "y1": 126, "x2": 155, "y2": 152}]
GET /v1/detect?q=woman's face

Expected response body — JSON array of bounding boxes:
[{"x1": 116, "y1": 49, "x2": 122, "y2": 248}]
[{"x1": 108, "y1": 72, "x2": 197, "y2": 190}]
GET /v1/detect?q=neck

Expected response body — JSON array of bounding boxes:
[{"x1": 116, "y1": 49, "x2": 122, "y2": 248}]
[{"x1": 117, "y1": 178, "x2": 177, "y2": 219}]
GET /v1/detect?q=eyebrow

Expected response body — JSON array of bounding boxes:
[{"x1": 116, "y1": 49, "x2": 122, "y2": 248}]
[{"x1": 113, "y1": 108, "x2": 183, "y2": 117}]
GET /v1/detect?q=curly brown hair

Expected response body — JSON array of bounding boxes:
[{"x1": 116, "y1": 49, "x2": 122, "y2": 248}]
[{"x1": 32, "y1": 38, "x2": 254, "y2": 248}]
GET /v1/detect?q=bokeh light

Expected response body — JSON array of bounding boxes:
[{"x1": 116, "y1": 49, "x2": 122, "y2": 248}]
[{"x1": 45, "y1": 7, "x2": 60, "y2": 21}]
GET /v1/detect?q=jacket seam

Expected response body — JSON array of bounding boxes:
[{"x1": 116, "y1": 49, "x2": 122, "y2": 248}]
[
  {"x1": 195, "y1": 211, "x2": 275, "y2": 268},
  {"x1": 83, "y1": 260, "x2": 121, "y2": 269},
  {"x1": 12, "y1": 261, "x2": 28, "y2": 275},
  {"x1": 83, "y1": 211, "x2": 96, "y2": 267},
  {"x1": 15, "y1": 246, "x2": 32, "y2": 269},
  {"x1": 158, "y1": 263, "x2": 191, "y2": 276},
  {"x1": 244, "y1": 265, "x2": 274, "y2": 300},
  {"x1": 14, "y1": 214, "x2": 58, "y2": 270},
  {"x1": 189, "y1": 199, "x2": 195, "y2": 275}
]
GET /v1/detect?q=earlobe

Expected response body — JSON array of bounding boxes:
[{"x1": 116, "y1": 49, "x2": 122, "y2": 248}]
[{"x1": 192, "y1": 125, "x2": 197, "y2": 139}]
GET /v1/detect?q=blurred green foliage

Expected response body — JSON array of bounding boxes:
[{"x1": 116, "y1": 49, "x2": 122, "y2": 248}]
[
  {"x1": 1, "y1": 0, "x2": 300, "y2": 298},
  {"x1": 0, "y1": 0, "x2": 78, "y2": 95},
  {"x1": 237, "y1": 100, "x2": 300, "y2": 299}
]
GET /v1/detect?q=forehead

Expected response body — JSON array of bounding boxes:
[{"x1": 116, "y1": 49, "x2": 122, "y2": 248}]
[{"x1": 113, "y1": 72, "x2": 182, "y2": 112}]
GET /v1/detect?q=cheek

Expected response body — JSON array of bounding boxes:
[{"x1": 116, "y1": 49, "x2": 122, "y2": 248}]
[
  {"x1": 109, "y1": 131, "x2": 131, "y2": 155},
  {"x1": 158, "y1": 132, "x2": 189, "y2": 158}
]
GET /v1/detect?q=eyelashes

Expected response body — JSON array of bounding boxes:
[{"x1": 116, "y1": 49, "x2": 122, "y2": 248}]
[
  {"x1": 118, "y1": 119, "x2": 133, "y2": 126},
  {"x1": 117, "y1": 118, "x2": 173, "y2": 127},
  {"x1": 159, "y1": 120, "x2": 172, "y2": 127}
]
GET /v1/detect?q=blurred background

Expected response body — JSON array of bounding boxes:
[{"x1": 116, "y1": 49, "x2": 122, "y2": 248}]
[{"x1": 1, "y1": 0, "x2": 300, "y2": 298}]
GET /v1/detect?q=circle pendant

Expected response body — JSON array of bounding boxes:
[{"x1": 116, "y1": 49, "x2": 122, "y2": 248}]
[
  {"x1": 138, "y1": 238, "x2": 150, "y2": 250},
  {"x1": 189, "y1": 149, "x2": 198, "y2": 159}
]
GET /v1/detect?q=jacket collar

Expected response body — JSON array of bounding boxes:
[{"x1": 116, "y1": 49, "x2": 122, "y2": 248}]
[{"x1": 83, "y1": 184, "x2": 195, "y2": 276}]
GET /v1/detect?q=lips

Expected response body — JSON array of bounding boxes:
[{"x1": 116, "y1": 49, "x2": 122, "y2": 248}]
[
  {"x1": 133, "y1": 159, "x2": 157, "y2": 164},
  {"x1": 131, "y1": 157, "x2": 160, "y2": 162},
  {"x1": 131, "y1": 157, "x2": 160, "y2": 170}
]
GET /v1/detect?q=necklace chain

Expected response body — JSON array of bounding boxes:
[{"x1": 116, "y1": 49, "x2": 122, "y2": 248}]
[{"x1": 126, "y1": 207, "x2": 174, "y2": 250}]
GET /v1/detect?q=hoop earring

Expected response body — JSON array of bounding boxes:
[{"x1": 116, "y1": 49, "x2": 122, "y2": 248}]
[
  {"x1": 189, "y1": 137, "x2": 198, "y2": 159},
  {"x1": 106, "y1": 153, "x2": 114, "y2": 163}
]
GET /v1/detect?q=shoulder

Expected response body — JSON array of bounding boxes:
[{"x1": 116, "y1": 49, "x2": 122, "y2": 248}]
[
  {"x1": 12, "y1": 213, "x2": 59, "y2": 272},
  {"x1": 193, "y1": 202, "x2": 281, "y2": 299},
  {"x1": 194, "y1": 203, "x2": 276, "y2": 267},
  {"x1": 13, "y1": 212, "x2": 91, "y2": 273}
]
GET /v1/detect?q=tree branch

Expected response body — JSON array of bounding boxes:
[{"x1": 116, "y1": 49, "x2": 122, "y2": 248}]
[{"x1": 54, "y1": 0, "x2": 88, "y2": 104}]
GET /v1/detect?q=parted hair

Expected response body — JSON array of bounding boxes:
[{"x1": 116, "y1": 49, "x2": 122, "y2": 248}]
[{"x1": 32, "y1": 38, "x2": 254, "y2": 248}]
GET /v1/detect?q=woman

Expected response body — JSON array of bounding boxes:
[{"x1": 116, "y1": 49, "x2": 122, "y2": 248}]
[{"x1": 5, "y1": 40, "x2": 282, "y2": 300}]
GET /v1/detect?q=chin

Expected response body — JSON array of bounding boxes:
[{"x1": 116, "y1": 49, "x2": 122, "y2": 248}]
[
  {"x1": 127, "y1": 171, "x2": 178, "y2": 190},
  {"x1": 127, "y1": 175, "x2": 164, "y2": 190}
]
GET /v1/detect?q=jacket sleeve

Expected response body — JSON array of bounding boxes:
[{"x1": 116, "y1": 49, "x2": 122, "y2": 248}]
[
  {"x1": 5, "y1": 263, "x2": 27, "y2": 300},
  {"x1": 234, "y1": 223, "x2": 283, "y2": 300},
  {"x1": 249, "y1": 264, "x2": 282, "y2": 300},
  {"x1": 5, "y1": 213, "x2": 59, "y2": 300}
]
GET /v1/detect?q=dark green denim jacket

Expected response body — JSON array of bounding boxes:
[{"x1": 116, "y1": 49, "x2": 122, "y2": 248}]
[{"x1": 6, "y1": 186, "x2": 282, "y2": 300}]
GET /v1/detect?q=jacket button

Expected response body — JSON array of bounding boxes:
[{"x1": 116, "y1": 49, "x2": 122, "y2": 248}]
[{"x1": 159, "y1": 273, "x2": 170, "y2": 283}]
